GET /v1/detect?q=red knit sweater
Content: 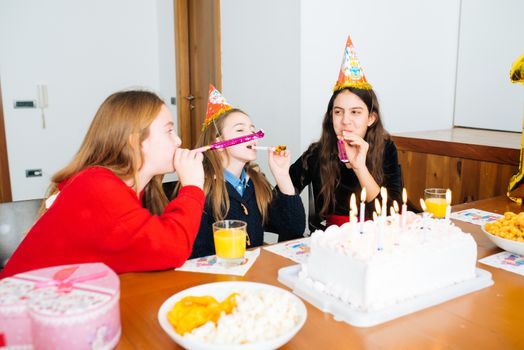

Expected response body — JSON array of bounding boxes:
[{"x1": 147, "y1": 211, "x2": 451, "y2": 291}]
[{"x1": 0, "y1": 167, "x2": 205, "y2": 278}]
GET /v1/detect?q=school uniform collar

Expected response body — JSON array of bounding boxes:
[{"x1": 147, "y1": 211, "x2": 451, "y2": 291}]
[{"x1": 224, "y1": 168, "x2": 249, "y2": 197}]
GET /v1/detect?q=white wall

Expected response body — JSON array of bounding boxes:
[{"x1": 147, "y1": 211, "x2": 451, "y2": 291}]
[
  {"x1": 300, "y1": 0, "x2": 461, "y2": 149},
  {"x1": 156, "y1": 0, "x2": 178, "y2": 183},
  {"x1": 221, "y1": 0, "x2": 301, "y2": 181},
  {"x1": 222, "y1": 0, "x2": 462, "y2": 158},
  {"x1": 3, "y1": 0, "x2": 520, "y2": 199},
  {"x1": 0, "y1": 0, "x2": 177, "y2": 200},
  {"x1": 157, "y1": 0, "x2": 178, "y2": 129},
  {"x1": 454, "y1": 0, "x2": 524, "y2": 132}
]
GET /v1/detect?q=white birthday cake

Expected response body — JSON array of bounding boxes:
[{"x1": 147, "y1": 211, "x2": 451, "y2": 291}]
[{"x1": 299, "y1": 216, "x2": 477, "y2": 311}]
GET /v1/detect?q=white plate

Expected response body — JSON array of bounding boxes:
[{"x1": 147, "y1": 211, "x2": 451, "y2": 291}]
[
  {"x1": 278, "y1": 265, "x2": 493, "y2": 328},
  {"x1": 481, "y1": 223, "x2": 524, "y2": 255},
  {"x1": 157, "y1": 281, "x2": 307, "y2": 350}
]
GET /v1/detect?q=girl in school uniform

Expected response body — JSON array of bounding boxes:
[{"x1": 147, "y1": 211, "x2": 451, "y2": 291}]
[{"x1": 188, "y1": 85, "x2": 305, "y2": 258}]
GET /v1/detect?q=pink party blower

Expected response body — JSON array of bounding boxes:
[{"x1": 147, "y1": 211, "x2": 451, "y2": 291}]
[
  {"x1": 194, "y1": 129, "x2": 265, "y2": 152},
  {"x1": 337, "y1": 139, "x2": 349, "y2": 163}
]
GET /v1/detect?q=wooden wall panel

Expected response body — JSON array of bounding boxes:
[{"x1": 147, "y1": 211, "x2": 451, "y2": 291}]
[
  {"x1": 460, "y1": 159, "x2": 481, "y2": 203},
  {"x1": 479, "y1": 162, "x2": 499, "y2": 199},
  {"x1": 393, "y1": 135, "x2": 519, "y2": 166},
  {"x1": 449, "y1": 157, "x2": 463, "y2": 200},
  {"x1": 398, "y1": 151, "x2": 517, "y2": 210},
  {"x1": 398, "y1": 150, "x2": 427, "y2": 204}
]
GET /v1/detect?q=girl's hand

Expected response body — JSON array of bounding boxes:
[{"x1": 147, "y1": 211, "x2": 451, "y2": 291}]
[
  {"x1": 341, "y1": 131, "x2": 369, "y2": 171},
  {"x1": 268, "y1": 148, "x2": 291, "y2": 179},
  {"x1": 268, "y1": 149, "x2": 295, "y2": 195},
  {"x1": 173, "y1": 148, "x2": 204, "y2": 189}
]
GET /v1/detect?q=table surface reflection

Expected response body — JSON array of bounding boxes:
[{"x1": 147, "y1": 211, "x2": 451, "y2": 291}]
[{"x1": 116, "y1": 196, "x2": 524, "y2": 349}]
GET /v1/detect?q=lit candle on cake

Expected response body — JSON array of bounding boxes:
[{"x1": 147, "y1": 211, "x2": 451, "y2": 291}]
[
  {"x1": 401, "y1": 188, "x2": 408, "y2": 230},
  {"x1": 393, "y1": 201, "x2": 399, "y2": 227},
  {"x1": 419, "y1": 198, "x2": 427, "y2": 213},
  {"x1": 374, "y1": 199, "x2": 381, "y2": 217},
  {"x1": 349, "y1": 193, "x2": 357, "y2": 223},
  {"x1": 392, "y1": 200, "x2": 400, "y2": 244},
  {"x1": 445, "y1": 189, "x2": 452, "y2": 222},
  {"x1": 380, "y1": 187, "x2": 387, "y2": 220},
  {"x1": 350, "y1": 193, "x2": 359, "y2": 236},
  {"x1": 375, "y1": 199, "x2": 383, "y2": 251},
  {"x1": 420, "y1": 198, "x2": 429, "y2": 242},
  {"x1": 392, "y1": 200, "x2": 399, "y2": 216},
  {"x1": 359, "y1": 188, "x2": 366, "y2": 234},
  {"x1": 372, "y1": 211, "x2": 378, "y2": 249}
]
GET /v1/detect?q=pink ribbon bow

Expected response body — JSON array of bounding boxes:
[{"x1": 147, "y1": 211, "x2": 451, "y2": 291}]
[{"x1": 34, "y1": 266, "x2": 108, "y2": 293}]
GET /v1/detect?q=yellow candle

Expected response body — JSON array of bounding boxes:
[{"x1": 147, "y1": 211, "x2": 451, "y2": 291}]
[
  {"x1": 213, "y1": 229, "x2": 246, "y2": 259},
  {"x1": 424, "y1": 197, "x2": 448, "y2": 218}
]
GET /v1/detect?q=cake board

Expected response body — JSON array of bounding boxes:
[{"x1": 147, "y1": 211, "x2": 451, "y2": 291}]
[{"x1": 278, "y1": 264, "x2": 494, "y2": 327}]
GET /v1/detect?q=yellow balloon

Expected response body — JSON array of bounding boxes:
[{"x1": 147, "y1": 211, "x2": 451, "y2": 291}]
[
  {"x1": 510, "y1": 53, "x2": 524, "y2": 84},
  {"x1": 507, "y1": 53, "x2": 524, "y2": 203}
]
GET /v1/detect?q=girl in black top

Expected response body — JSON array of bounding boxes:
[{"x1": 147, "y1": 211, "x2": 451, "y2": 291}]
[
  {"x1": 290, "y1": 36, "x2": 402, "y2": 228},
  {"x1": 289, "y1": 87, "x2": 402, "y2": 227}
]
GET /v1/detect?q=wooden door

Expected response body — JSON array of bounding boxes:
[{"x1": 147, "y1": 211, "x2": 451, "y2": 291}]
[
  {"x1": 0, "y1": 82, "x2": 12, "y2": 202},
  {"x1": 175, "y1": 0, "x2": 222, "y2": 148}
]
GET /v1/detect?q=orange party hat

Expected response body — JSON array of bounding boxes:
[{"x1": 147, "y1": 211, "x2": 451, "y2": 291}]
[
  {"x1": 333, "y1": 35, "x2": 372, "y2": 92},
  {"x1": 202, "y1": 84, "x2": 233, "y2": 130}
]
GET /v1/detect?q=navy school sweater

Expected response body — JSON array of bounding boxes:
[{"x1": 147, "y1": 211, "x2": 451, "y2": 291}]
[{"x1": 190, "y1": 180, "x2": 306, "y2": 258}]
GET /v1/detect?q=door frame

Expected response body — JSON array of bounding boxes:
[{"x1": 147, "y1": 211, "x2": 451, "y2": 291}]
[
  {"x1": 0, "y1": 1, "x2": 217, "y2": 202},
  {"x1": 174, "y1": 0, "x2": 222, "y2": 148},
  {"x1": 0, "y1": 81, "x2": 12, "y2": 202}
]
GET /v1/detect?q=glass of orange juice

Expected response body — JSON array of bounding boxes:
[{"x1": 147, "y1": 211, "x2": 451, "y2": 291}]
[
  {"x1": 213, "y1": 220, "x2": 247, "y2": 265},
  {"x1": 424, "y1": 188, "x2": 448, "y2": 218}
]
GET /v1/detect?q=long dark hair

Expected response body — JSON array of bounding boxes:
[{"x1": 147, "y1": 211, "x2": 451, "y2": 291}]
[{"x1": 301, "y1": 87, "x2": 389, "y2": 218}]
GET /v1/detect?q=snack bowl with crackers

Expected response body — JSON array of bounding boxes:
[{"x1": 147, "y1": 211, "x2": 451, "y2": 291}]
[
  {"x1": 482, "y1": 212, "x2": 524, "y2": 255},
  {"x1": 157, "y1": 281, "x2": 307, "y2": 350}
]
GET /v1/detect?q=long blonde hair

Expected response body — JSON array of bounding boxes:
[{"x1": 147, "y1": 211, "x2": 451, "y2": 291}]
[
  {"x1": 196, "y1": 109, "x2": 273, "y2": 222},
  {"x1": 42, "y1": 90, "x2": 168, "y2": 215}
]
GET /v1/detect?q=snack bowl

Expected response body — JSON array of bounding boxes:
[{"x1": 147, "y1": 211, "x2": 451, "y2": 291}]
[
  {"x1": 481, "y1": 224, "x2": 524, "y2": 255},
  {"x1": 158, "y1": 281, "x2": 307, "y2": 350}
]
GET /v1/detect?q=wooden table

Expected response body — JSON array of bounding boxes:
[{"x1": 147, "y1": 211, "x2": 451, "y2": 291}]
[{"x1": 116, "y1": 196, "x2": 524, "y2": 349}]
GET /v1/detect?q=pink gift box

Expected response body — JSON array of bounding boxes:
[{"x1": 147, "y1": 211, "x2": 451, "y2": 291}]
[{"x1": 0, "y1": 263, "x2": 121, "y2": 349}]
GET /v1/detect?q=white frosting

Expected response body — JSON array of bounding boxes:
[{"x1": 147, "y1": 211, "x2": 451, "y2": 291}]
[{"x1": 302, "y1": 217, "x2": 477, "y2": 311}]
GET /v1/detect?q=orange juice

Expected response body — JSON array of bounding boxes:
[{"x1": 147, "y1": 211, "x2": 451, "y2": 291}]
[
  {"x1": 213, "y1": 229, "x2": 246, "y2": 259},
  {"x1": 424, "y1": 197, "x2": 448, "y2": 218}
]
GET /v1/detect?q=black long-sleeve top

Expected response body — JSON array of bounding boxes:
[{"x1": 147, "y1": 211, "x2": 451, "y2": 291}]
[
  {"x1": 289, "y1": 139, "x2": 402, "y2": 221},
  {"x1": 190, "y1": 180, "x2": 306, "y2": 258}
]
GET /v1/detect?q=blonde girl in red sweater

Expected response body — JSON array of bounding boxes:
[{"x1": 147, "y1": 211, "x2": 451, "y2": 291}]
[{"x1": 1, "y1": 90, "x2": 204, "y2": 277}]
